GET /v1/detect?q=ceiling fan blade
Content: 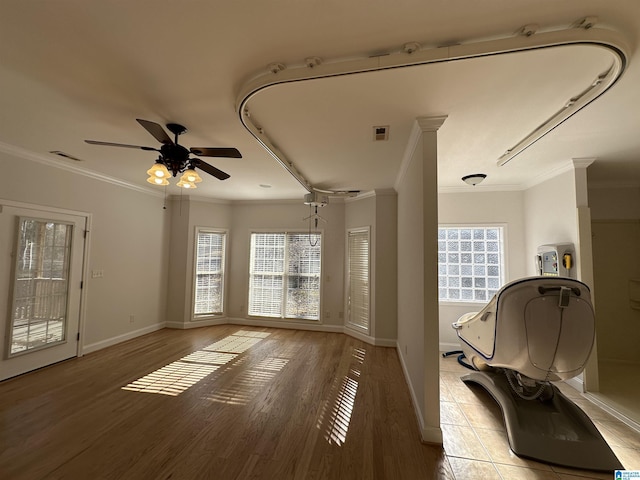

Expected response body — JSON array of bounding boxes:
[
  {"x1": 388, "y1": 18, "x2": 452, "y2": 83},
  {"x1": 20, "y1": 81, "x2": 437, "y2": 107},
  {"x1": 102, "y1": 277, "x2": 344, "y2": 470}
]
[
  {"x1": 136, "y1": 119, "x2": 173, "y2": 145},
  {"x1": 192, "y1": 158, "x2": 230, "y2": 180},
  {"x1": 85, "y1": 140, "x2": 158, "y2": 151},
  {"x1": 189, "y1": 147, "x2": 242, "y2": 158}
]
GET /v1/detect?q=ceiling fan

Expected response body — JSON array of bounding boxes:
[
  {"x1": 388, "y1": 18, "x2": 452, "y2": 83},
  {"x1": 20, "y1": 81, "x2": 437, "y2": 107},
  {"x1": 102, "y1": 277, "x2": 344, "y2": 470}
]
[{"x1": 85, "y1": 119, "x2": 241, "y2": 186}]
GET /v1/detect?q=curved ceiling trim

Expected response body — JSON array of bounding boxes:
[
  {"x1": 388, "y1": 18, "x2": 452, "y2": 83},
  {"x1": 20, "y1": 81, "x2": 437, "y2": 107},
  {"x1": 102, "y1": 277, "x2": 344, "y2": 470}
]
[{"x1": 236, "y1": 26, "x2": 630, "y2": 194}]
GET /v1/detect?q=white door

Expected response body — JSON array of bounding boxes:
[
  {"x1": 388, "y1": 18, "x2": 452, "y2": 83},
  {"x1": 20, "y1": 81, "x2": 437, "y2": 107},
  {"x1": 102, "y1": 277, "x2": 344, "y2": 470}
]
[{"x1": 0, "y1": 205, "x2": 86, "y2": 380}]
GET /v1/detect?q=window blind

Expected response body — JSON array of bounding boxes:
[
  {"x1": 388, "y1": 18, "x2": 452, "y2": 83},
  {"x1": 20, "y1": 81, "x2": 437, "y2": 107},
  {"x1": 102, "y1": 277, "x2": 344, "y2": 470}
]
[
  {"x1": 347, "y1": 228, "x2": 370, "y2": 332},
  {"x1": 249, "y1": 232, "x2": 321, "y2": 320},
  {"x1": 194, "y1": 230, "x2": 226, "y2": 315}
]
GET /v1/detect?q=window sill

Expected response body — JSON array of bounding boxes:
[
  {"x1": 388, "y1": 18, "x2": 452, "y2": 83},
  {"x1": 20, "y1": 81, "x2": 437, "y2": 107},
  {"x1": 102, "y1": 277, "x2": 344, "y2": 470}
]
[
  {"x1": 247, "y1": 315, "x2": 320, "y2": 322},
  {"x1": 439, "y1": 301, "x2": 488, "y2": 308}
]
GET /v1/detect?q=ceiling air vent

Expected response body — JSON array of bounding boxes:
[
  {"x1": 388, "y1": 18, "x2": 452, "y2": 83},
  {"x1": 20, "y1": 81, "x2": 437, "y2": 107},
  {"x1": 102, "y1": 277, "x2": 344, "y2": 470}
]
[
  {"x1": 50, "y1": 151, "x2": 83, "y2": 162},
  {"x1": 373, "y1": 125, "x2": 389, "y2": 141}
]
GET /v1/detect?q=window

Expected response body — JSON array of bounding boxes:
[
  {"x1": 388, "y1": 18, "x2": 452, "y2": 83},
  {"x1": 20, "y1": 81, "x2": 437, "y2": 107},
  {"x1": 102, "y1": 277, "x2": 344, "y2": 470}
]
[
  {"x1": 194, "y1": 229, "x2": 226, "y2": 316},
  {"x1": 346, "y1": 228, "x2": 370, "y2": 332},
  {"x1": 249, "y1": 232, "x2": 321, "y2": 320},
  {"x1": 10, "y1": 218, "x2": 72, "y2": 354},
  {"x1": 438, "y1": 226, "x2": 504, "y2": 302}
]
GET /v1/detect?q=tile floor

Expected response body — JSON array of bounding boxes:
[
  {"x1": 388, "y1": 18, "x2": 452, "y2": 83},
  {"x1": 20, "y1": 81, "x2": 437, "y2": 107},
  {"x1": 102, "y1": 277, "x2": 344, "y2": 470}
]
[{"x1": 439, "y1": 353, "x2": 640, "y2": 479}]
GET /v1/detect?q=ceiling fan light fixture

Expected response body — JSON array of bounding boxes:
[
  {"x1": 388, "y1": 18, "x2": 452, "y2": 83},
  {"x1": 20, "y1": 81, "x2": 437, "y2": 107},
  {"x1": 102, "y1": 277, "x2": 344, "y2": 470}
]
[
  {"x1": 147, "y1": 175, "x2": 169, "y2": 186},
  {"x1": 176, "y1": 179, "x2": 197, "y2": 189},
  {"x1": 461, "y1": 173, "x2": 487, "y2": 186},
  {"x1": 181, "y1": 168, "x2": 202, "y2": 183},
  {"x1": 146, "y1": 162, "x2": 171, "y2": 179}
]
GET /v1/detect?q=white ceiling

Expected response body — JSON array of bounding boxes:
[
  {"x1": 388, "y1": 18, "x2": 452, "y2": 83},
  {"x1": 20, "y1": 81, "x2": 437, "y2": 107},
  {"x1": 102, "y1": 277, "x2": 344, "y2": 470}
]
[{"x1": 1, "y1": 1, "x2": 639, "y2": 201}]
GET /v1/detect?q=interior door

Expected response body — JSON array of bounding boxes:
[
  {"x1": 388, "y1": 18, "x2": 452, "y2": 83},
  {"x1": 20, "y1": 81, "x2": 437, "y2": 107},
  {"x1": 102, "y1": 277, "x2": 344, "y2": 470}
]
[{"x1": 0, "y1": 205, "x2": 86, "y2": 381}]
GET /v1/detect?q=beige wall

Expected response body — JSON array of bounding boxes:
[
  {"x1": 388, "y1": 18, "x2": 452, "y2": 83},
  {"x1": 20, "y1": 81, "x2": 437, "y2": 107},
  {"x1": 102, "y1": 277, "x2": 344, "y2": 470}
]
[
  {"x1": 165, "y1": 198, "x2": 347, "y2": 330},
  {"x1": 345, "y1": 191, "x2": 398, "y2": 344},
  {"x1": 227, "y1": 200, "x2": 346, "y2": 329},
  {"x1": 589, "y1": 186, "x2": 640, "y2": 220},
  {"x1": 374, "y1": 191, "x2": 398, "y2": 341},
  {"x1": 0, "y1": 151, "x2": 169, "y2": 351},
  {"x1": 591, "y1": 220, "x2": 640, "y2": 363},
  {"x1": 166, "y1": 197, "x2": 232, "y2": 327},
  {"x1": 590, "y1": 186, "x2": 640, "y2": 364}
]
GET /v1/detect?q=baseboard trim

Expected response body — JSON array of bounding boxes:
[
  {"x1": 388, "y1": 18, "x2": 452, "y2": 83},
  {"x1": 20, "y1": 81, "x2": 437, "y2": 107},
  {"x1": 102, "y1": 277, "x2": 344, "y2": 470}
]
[
  {"x1": 226, "y1": 317, "x2": 344, "y2": 334},
  {"x1": 421, "y1": 425, "x2": 444, "y2": 445},
  {"x1": 564, "y1": 376, "x2": 584, "y2": 393},
  {"x1": 439, "y1": 342, "x2": 461, "y2": 353},
  {"x1": 82, "y1": 317, "x2": 398, "y2": 358},
  {"x1": 583, "y1": 393, "x2": 640, "y2": 434},
  {"x1": 82, "y1": 322, "x2": 166, "y2": 355},
  {"x1": 344, "y1": 327, "x2": 396, "y2": 347},
  {"x1": 165, "y1": 318, "x2": 228, "y2": 329},
  {"x1": 396, "y1": 342, "x2": 428, "y2": 442}
]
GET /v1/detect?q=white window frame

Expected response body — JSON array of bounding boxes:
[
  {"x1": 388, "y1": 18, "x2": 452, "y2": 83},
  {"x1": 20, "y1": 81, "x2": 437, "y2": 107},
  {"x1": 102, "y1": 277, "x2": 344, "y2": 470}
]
[
  {"x1": 345, "y1": 227, "x2": 370, "y2": 334},
  {"x1": 438, "y1": 224, "x2": 506, "y2": 304},
  {"x1": 192, "y1": 227, "x2": 227, "y2": 318},
  {"x1": 248, "y1": 230, "x2": 323, "y2": 321}
]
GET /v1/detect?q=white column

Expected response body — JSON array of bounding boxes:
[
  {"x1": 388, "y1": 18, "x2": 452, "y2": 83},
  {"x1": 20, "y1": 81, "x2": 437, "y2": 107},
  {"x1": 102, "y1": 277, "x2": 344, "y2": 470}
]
[
  {"x1": 418, "y1": 115, "x2": 447, "y2": 442},
  {"x1": 572, "y1": 158, "x2": 600, "y2": 392}
]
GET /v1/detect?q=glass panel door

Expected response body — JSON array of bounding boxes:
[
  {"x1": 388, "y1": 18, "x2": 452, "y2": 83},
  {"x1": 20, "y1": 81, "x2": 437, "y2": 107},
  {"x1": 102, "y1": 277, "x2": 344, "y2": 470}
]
[
  {"x1": 9, "y1": 218, "x2": 73, "y2": 356},
  {"x1": 0, "y1": 206, "x2": 85, "y2": 381}
]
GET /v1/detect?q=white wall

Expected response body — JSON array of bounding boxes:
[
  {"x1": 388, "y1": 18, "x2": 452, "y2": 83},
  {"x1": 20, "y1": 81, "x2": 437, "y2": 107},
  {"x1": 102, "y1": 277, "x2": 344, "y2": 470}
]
[
  {"x1": 523, "y1": 169, "x2": 579, "y2": 276},
  {"x1": 396, "y1": 119, "x2": 442, "y2": 444},
  {"x1": 437, "y1": 191, "x2": 526, "y2": 348},
  {"x1": 397, "y1": 138, "x2": 426, "y2": 434},
  {"x1": 0, "y1": 152, "x2": 169, "y2": 352}
]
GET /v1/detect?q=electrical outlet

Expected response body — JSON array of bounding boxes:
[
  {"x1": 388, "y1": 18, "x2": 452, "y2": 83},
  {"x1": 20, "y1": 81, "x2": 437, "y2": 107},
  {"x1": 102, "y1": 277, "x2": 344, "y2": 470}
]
[
  {"x1": 91, "y1": 270, "x2": 104, "y2": 278},
  {"x1": 324, "y1": 311, "x2": 331, "y2": 319},
  {"x1": 129, "y1": 315, "x2": 135, "y2": 323}
]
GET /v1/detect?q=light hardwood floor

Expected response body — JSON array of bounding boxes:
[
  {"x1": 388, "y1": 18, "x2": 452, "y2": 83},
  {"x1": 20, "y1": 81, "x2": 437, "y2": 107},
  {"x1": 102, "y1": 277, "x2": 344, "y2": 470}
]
[{"x1": 0, "y1": 326, "x2": 453, "y2": 480}]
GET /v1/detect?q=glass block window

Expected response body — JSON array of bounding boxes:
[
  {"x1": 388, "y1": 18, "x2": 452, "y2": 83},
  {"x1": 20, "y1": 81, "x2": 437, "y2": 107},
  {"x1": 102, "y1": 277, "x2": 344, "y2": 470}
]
[{"x1": 438, "y1": 226, "x2": 504, "y2": 302}]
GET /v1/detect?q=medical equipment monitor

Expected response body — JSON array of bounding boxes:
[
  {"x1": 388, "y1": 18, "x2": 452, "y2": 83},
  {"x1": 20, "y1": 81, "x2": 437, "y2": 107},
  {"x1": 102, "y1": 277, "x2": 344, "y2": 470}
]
[{"x1": 536, "y1": 243, "x2": 575, "y2": 278}]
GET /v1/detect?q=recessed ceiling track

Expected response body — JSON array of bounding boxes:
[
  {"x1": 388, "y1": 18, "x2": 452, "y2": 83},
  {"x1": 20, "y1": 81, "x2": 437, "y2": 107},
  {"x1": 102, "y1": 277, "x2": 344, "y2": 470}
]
[{"x1": 236, "y1": 24, "x2": 629, "y2": 189}]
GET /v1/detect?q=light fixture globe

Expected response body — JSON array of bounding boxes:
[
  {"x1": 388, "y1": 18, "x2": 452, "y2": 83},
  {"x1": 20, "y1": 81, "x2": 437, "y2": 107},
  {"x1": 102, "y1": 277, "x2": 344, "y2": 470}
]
[
  {"x1": 176, "y1": 179, "x2": 197, "y2": 189},
  {"x1": 147, "y1": 175, "x2": 169, "y2": 186},
  {"x1": 181, "y1": 168, "x2": 202, "y2": 183},
  {"x1": 146, "y1": 162, "x2": 171, "y2": 179},
  {"x1": 461, "y1": 173, "x2": 487, "y2": 186}
]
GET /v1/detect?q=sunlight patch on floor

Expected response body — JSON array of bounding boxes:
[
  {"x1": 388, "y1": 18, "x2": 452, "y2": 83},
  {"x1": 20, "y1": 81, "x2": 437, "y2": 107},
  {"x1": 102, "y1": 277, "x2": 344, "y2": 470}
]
[
  {"x1": 204, "y1": 356, "x2": 289, "y2": 405},
  {"x1": 121, "y1": 330, "x2": 270, "y2": 396},
  {"x1": 318, "y1": 346, "x2": 366, "y2": 446}
]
